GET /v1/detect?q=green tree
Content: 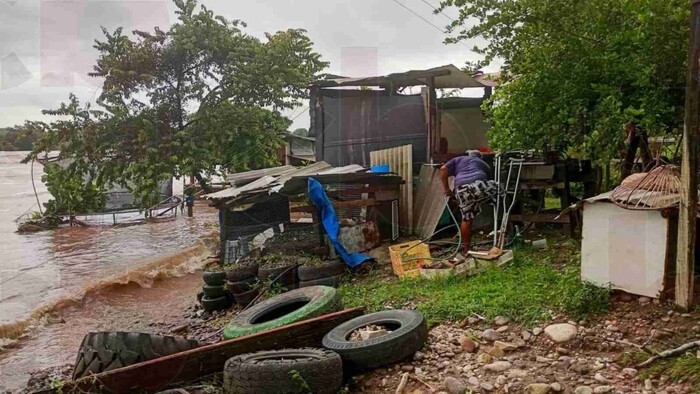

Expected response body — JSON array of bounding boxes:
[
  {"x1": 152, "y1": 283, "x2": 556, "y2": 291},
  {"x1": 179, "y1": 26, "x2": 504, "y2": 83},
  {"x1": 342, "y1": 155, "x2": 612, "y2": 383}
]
[
  {"x1": 439, "y1": 0, "x2": 688, "y2": 164},
  {"x1": 25, "y1": 0, "x2": 327, "y2": 214}
]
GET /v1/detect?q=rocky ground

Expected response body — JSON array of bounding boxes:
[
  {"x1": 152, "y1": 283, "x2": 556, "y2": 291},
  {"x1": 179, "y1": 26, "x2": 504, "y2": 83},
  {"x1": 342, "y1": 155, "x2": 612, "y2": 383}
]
[{"x1": 352, "y1": 295, "x2": 699, "y2": 394}]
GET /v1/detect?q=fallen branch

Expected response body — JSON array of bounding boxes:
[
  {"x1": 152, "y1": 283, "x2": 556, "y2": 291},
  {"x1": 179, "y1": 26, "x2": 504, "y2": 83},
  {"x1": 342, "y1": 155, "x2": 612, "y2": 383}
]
[
  {"x1": 412, "y1": 375, "x2": 437, "y2": 392},
  {"x1": 636, "y1": 340, "x2": 700, "y2": 368},
  {"x1": 614, "y1": 339, "x2": 654, "y2": 355},
  {"x1": 395, "y1": 372, "x2": 409, "y2": 394}
]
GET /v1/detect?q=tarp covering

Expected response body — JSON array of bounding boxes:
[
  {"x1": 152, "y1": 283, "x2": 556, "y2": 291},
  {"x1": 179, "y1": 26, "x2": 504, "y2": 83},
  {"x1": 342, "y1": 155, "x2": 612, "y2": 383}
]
[{"x1": 307, "y1": 177, "x2": 372, "y2": 268}]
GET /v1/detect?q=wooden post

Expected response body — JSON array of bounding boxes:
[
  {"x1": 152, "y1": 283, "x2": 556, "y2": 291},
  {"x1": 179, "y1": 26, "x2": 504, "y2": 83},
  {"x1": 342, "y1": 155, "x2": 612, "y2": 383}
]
[
  {"x1": 676, "y1": 0, "x2": 700, "y2": 309},
  {"x1": 428, "y1": 77, "x2": 438, "y2": 163}
]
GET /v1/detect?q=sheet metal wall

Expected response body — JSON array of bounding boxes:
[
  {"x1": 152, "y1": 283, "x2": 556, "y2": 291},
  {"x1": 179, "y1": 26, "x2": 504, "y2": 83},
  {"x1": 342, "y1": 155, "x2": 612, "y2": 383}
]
[{"x1": 313, "y1": 90, "x2": 428, "y2": 166}]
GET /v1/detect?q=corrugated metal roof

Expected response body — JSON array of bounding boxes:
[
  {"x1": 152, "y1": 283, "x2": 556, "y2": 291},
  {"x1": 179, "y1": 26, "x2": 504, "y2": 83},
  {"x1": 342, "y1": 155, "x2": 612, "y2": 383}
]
[
  {"x1": 205, "y1": 161, "x2": 369, "y2": 204},
  {"x1": 226, "y1": 165, "x2": 295, "y2": 186},
  {"x1": 313, "y1": 64, "x2": 485, "y2": 89}
]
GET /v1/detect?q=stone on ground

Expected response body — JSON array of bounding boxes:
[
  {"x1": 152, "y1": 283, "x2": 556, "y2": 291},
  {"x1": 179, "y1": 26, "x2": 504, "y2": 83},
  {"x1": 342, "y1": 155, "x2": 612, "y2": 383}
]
[
  {"x1": 494, "y1": 340, "x2": 517, "y2": 352},
  {"x1": 483, "y1": 361, "x2": 511, "y2": 372},
  {"x1": 459, "y1": 336, "x2": 477, "y2": 353},
  {"x1": 593, "y1": 386, "x2": 613, "y2": 394},
  {"x1": 525, "y1": 383, "x2": 551, "y2": 394},
  {"x1": 574, "y1": 386, "x2": 593, "y2": 394},
  {"x1": 494, "y1": 316, "x2": 510, "y2": 326},
  {"x1": 481, "y1": 329, "x2": 501, "y2": 342},
  {"x1": 544, "y1": 323, "x2": 578, "y2": 343},
  {"x1": 444, "y1": 377, "x2": 466, "y2": 394}
]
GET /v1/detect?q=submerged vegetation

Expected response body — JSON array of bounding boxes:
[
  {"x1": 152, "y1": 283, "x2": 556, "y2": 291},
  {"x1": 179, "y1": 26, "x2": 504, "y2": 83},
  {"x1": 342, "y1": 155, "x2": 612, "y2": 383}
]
[{"x1": 340, "y1": 241, "x2": 609, "y2": 325}]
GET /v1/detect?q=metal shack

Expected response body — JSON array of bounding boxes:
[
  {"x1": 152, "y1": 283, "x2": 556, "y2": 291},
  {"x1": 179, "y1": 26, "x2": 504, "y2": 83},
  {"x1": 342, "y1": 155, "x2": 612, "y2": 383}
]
[{"x1": 309, "y1": 64, "x2": 492, "y2": 166}]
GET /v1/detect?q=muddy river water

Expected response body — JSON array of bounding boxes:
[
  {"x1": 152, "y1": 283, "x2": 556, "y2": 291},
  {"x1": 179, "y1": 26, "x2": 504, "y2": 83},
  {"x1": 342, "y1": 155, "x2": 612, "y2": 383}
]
[{"x1": 0, "y1": 151, "x2": 217, "y2": 391}]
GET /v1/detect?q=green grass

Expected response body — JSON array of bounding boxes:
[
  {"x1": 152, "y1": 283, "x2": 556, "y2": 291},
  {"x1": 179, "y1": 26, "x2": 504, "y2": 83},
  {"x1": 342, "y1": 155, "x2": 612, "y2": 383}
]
[
  {"x1": 339, "y1": 245, "x2": 609, "y2": 326},
  {"x1": 618, "y1": 351, "x2": 700, "y2": 386}
]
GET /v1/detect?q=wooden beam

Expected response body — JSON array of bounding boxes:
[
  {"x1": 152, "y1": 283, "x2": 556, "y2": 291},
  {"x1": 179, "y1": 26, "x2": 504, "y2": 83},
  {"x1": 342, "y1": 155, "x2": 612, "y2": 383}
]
[
  {"x1": 60, "y1": 308, "x2": 364, "y2": 394},
  {"x1": 290, "y1": 198, "x2": 380, "y2": 213},
  {"x1": 676, "y1": 0, "x2": 700, "y2": 309},
  {"x1": 509, "y1": 213, "x2": 571, "y2": 224}
]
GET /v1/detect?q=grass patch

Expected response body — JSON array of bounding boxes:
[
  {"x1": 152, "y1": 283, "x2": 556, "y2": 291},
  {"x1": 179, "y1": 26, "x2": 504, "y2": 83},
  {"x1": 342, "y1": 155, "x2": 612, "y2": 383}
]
[
  {"x1": 618, "y1": 351, "x2": 700, "y2": 386},
  {"x1": 339, "y1": 245, "x2": 608, "y2": 325}
]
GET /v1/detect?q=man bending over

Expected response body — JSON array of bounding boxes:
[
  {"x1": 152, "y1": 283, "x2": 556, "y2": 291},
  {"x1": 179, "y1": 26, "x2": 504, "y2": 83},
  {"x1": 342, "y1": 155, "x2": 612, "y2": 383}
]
[{"x1": 440, "y1": 150, "x2": 498, "y2": 253}]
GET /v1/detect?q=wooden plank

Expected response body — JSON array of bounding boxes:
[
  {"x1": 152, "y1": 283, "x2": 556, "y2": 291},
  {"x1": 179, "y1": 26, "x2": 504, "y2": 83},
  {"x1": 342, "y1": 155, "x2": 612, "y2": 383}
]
[
  {"x1": 509, "y1": 213, "x2": 570, "y2": 224},
  {"x1": 62, "y1": 308, "x2": 364, "y2": 394},
  {"x1": 518, "y1": 181, "x2": 566, "y2": 190},
  {"x1": 291, "y1": 199, "x2": 380, "y2": 213},
  {"x1": 677, "y1": 0, "x2": 700, "y2": 309}
]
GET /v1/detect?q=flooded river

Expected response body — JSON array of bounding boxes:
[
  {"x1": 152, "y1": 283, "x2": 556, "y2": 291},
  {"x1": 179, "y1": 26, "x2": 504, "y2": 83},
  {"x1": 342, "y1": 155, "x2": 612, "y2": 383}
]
[{"x1": 0, "y1": 151, "x2": 218, "y2": 391}]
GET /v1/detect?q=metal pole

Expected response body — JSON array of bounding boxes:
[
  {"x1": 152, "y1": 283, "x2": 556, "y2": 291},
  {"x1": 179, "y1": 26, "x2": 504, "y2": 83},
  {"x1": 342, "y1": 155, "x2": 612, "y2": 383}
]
[{"x1": 676, "y1": 0, "x2": 700, "y2": 309}]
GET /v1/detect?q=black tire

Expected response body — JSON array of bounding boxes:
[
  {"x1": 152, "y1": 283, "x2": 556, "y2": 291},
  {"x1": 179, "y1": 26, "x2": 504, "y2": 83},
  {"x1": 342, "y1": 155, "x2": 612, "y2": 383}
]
[
  {"x1": 202, "y1": 271, "x2": 226, "y2": 286},
  {"x1": 196, "y1": 290, "x2": 204, "y2": 304},
  {"x1": 202, "y1": 284, "x2": 226, "y2": 298},
  {"x1": 202, "y1": 295, "x2": 233, "y2": 312},
  {"x1": 227, "y1": 277, "x2": 257, "y2": 294},
  {"x1": 223, "y1": 286, "x2": 342, "y2": 339},
  {"x1": 258, "y1": 264, "x2": 297, "y2": 286},
  {"x1": 72, "y1": 332, "x2": 198, "y2": 379},
  {"x1": 322, "y1": 309, "x2": 427, "y2": 370},
  {"x1": 226, "y1": 262, "x2": 259, "y2": 282},
  {"x1": 298, "y1": 260, "x2": 346, "y2": 281},
  {"x1": 299, "y1": 274, "x2": 344, "y2": 288},
  {"x1": 223, "y1": 348, "x2": 342, "y2": 394},
  {"x1": 232, "y1": 287, "x2": 259, "y2": 307}
]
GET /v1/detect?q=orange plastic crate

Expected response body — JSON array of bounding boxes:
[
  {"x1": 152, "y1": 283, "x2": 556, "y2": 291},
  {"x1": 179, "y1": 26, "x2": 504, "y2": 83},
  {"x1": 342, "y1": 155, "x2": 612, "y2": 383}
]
[{"x1": 389, "y1": 240, "x2": 432, "y2": 278}]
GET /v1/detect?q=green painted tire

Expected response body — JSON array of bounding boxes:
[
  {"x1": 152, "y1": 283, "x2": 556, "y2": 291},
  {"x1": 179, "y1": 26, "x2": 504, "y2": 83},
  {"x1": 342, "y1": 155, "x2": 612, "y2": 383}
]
[{"x1": 223, "y1": 286, "x2": 342, "y2": 340}]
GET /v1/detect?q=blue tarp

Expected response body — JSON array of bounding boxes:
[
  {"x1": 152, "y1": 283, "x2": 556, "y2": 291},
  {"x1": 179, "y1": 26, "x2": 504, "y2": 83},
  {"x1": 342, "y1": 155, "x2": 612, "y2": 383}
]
[{"x1": 307, "y1": 178, "x2": 372, "y2": 268}]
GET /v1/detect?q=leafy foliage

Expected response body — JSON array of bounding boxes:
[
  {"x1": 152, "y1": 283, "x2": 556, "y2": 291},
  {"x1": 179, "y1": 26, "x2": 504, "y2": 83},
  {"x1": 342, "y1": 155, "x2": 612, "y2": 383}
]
[
  {"x1": 438, "y1": 0, "x2": 688, "y2": 164},
  {"x1": 25, "y1": 0, "x2": 327, "y2": 214},
  {"x1": 0, "y1": 125, "x2": 41, "y2": 151}
]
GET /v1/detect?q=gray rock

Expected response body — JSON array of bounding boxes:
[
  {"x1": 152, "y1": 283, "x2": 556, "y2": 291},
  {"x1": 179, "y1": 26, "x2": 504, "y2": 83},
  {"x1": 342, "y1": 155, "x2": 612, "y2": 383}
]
[
  {"x1": 533, "y1": 327, "x2": 543, "y2": 336},
  {"x1": 483, "y1": 361, "x2": 512, "y2": 372},
  {"x1": 594, "y1": 373, "x2": 608, "y2": 384},
  {"x1": 622, "y1": 367, "x2": 637, "y2": 377},
  {"x1": 525, "y1": 383, "x2": 551, "y2": 394},
  {"x1": 574, "y1": 386, "x2": 593, "y2": 394},
  {"x1": 593, "y1": 386, "x2": 613, "y2": 394},
  {"x1": 544, "y1": 323, "x2": 578, "y2": 343},
  {"x1": 444, "y1": 376, "x2": 467, "y2": 394},
  {"x1": 482, "y1": 329, "x2": 501, "y2": 342},
  {"x1": 550, "y1": 382, "x2": 562, "y2": 392},
  {"x1": 569, "y1": 363, "x2": 590, "y2": 375},
  {"x1": 468, "y1": 376, "x2": 480, "y2": 386},
  {"x1": 644, "y1": 379, "x2": 653, "y2": 390},
  {"x1": 522, "y1": 330, "x2": 533, "y2": 341},
  {"x1": 494, "y1": 316, "x2": 510, "y2": 326},
  {"x1": 481, "y1": 382, "x2": 494, "y2": 391}
]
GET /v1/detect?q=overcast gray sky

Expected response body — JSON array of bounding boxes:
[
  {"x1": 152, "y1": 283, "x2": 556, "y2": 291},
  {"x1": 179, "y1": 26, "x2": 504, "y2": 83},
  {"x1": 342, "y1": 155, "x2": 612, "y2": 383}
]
[{"x1": 0, "y1": 0, "x2": 494, "y2": 130}]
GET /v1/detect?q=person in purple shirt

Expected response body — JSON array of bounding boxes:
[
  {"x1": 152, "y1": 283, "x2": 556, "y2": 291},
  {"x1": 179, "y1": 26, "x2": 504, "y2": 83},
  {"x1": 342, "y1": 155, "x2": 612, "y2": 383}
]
[{"x1": 440, "y1": 150, "x2": 498, "y2": 253}]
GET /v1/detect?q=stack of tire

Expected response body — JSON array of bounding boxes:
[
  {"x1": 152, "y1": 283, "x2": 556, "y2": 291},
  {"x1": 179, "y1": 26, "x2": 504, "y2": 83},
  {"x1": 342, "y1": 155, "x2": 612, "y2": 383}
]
[
  {"x1": 201, "y1": 271, "x2": 233, "y2": 312},
  {"x1": 258, "y1": 262, "x2": 298, "y2": 290},
  {"x1": 220, "y1": 286, "x2": 427, "y2": 394},
  {"x1": 298, "y1": 260, "x2": 346, "y2": 288},
  {"x1": 226, "y1": 262, "x2": 259, "y2": 307}
]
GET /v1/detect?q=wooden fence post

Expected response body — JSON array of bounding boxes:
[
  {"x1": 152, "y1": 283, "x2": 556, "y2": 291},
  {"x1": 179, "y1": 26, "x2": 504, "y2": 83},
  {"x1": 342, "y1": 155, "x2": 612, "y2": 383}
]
[{"x1": 676, "y1": 0, "x2": 700, "y2": 309}]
